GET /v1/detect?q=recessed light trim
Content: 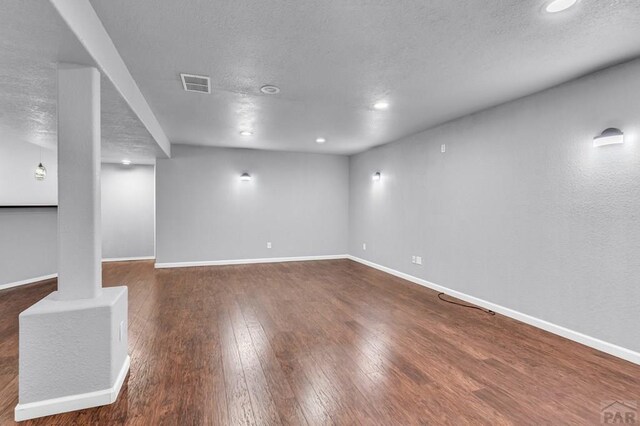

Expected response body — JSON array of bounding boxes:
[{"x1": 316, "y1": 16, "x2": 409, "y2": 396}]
[
  {"x1": 315, "y1": 137, "x2": 326, "y2": 144},
  {"x1": 545, "y1": 0, "x2": 578, "y2": 13},
  {"x1": 260, "y1": 85, "x2": 280, "y2": 95},
  {"x1": 373, "y1": 101, "x2": 389, "y2": 110},
  {"x1": 239, "y1": 130, "x2": 253, "y2": 137}
]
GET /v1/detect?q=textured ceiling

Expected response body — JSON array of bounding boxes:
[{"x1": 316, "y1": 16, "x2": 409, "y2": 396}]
[
  {"x1": 0, "y1": 0, "x2": 163, "y2": 163},
  {"x1": 89, "y1": 0, "x2": 640, "y2": 154}
]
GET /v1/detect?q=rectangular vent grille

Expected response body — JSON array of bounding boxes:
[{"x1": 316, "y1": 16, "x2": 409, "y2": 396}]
[{"x1": 180, "y1": 73, "x2": 211, "y2": 94}]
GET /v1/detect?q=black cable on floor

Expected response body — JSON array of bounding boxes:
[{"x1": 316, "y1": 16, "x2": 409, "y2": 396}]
[{"x1": 437, "y1": 292, "x2": 496, "y2": 316}]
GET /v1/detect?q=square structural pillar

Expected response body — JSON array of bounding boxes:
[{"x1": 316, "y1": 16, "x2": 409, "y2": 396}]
[
  {"x1": 15, "y1": 287, "x2": 129, "y2": 421},
  {"x1": 15, "y1": 65, "x2": 129, "y2": 421}
]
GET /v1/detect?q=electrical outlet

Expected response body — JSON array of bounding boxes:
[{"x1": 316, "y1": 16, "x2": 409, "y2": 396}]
[
  {"x1": 363, "y1": 243, "x2": 367, "y2": 251},
  {"x1": 416, "y1": 256, "x2": 422, "y2": 265},
  {"x1": 411, "y1": 256, "x2": 416, "y2": 264},
  {"x1": 441, "y1": 144, "x2": 446, "y2": 153},
  {"x1": 267, "y1": 242, "x2": 272, "y2": 249}
]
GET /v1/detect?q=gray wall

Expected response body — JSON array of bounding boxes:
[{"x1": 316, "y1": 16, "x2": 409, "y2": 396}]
[
  {"x1": 0, "y1": 164, "x2": 155, "y2": 286},
  {"x1": 0, "y1": 208, "x2": 58, "y2": 285},
  {"x1": 101, "y1": 164, "x2": 155, "y2": 259},
  {"x1": 349, "y1": 58, "x2": 640, "y2": 353},
  {"x1": 156, "y1": 145, "x2": 349, "y2": 264},
  {"x1": 0, "y1": 139, "x2": 57, "y2": 206}
]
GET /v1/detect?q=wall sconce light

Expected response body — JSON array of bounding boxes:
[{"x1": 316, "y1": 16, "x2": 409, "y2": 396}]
[
  {"x1": 240, "y1": 172, "x2": 252, "y2": 181},
  {"x1": 34, "y1": 163, "x2": 47, "y2": 181},
  {"x1": 594, "y1": 128, "x2": 624, "y2": 147},
  {"x1": 372, "y1": 172, "x2": 381, "y2": 182},
  {"x1": 35, "y1": 147, "x2": 46, "y2": 181},
  {"x1": 121, "y1": 159, "x2": 132, "y2": 166}
]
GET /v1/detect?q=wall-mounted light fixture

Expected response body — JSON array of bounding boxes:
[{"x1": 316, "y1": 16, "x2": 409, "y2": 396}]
[
  {"x1": 121, "y1": 159, "x2": 132, "y2": 166},
  {"x1": 34, "y1": 163, "x2": 47, "y2": 181},
  {"x1": 594, "y1": 128, "x2": 624, "y2": 147},
  {"x1": 35, "y1": 147, "x2": 47, "y2": 181},
  {"x1": 372, "y1": 172, "x2": 381, "y2": 182},
  {"x1": 240, "y1": 172, "x2": 252, "y2": 181}
]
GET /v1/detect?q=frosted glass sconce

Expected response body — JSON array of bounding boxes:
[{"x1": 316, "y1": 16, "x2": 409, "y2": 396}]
[
  {"x1": 34, "y1": 163, "x2": 47, "y2": 181},
  {"x1": 594, "y1": 128, "x2": 624, "y2": 147}
]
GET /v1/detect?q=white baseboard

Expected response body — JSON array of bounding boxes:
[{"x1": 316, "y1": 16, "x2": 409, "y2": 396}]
[
  {"x1": 155, "y1": 254, "x2": 349, "y2": 269},
  {"x1": 103, "y1": 256, "x2": 155, "y2": 263},
  {"x1": 0, "y1": 273, "x2": 57, "y2": 291},
  {"x1": 14, "y1": 355, "x2": 130, "y2": 421},
  {"x1": 1, "y1": 258, "x2": 154, "y2": 291},
  {"x1": 347, "y1": 255, "x2": 640, "y2": 366}
]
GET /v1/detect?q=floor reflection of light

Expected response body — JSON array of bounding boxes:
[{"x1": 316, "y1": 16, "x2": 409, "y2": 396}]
[
  {"x1": 353, "y1": 326, "x2": 391, "y2": 394},
  {"x1": 299, "y1": 361, "x2": 337, "y2": 420}
]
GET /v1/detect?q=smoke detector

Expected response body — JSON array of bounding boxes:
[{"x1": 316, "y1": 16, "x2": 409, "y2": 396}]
[
  {"x1": 260, "y1": 85, "x2": 280, "y2": 95},
  {"x1": 180, "y1": 73, "x2": 210, "y2": 94}
]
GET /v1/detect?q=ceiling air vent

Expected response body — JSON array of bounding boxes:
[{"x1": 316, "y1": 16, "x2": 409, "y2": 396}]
[{"x1": 180, "y1": 73, "x2": 211, "y2": 94}]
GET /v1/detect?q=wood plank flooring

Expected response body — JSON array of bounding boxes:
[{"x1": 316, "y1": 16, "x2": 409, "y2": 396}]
[{"x1": 1, "y1": 259, "x2": 639, "y2": 424}]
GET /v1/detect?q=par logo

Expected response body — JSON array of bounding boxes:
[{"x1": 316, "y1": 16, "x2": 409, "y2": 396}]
[{"x1": 601, "y1": 400, "x2": 637, "y2": 424}]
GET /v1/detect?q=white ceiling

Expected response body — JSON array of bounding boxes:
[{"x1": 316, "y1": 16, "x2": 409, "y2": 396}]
[
  {"x1": 0, "y1": 0, "x2": 163, "y2": 163},
  {"x1": 88, "y1": 0, "x2": 640, "y2": 155}
]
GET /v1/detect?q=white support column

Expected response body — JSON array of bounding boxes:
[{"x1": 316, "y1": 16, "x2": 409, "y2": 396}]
[
  {"x1": 56, "y1": 64, "x2": 102, "y2": 300},
  {"x1": 15, "y1": 64, "x2": 129, "y2": 422}
]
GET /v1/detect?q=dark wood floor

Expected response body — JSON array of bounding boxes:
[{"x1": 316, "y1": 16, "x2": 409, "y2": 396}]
[{"x1": 1, "y1": 260, "x2": 639, "y2": 424}]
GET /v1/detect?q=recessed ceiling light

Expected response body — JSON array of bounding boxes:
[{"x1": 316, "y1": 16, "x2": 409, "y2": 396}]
[
  {"x1": 121, "y1": 159, "x2": 132, "y2": 165},
  {"x1": 315, "y1": 137, "x2": 326, "y2": 144},
  {"x1": 545, "y1": 0, "x2": 578, "y2": 13},
  {"x1": 239, "y1": 130, "x2": 253, "y2": 137},
  {"x1": 373, "y1": 101, "x2": 389, "y2": 110},
  {"x1": 260, "y1": 85, "x2": 280, "y2": 95}
]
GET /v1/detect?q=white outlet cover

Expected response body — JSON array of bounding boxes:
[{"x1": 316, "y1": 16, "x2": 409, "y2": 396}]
[
  {"x1": 267, "y1": 242, "x2": 272, "y2": 248},
  {"x1": 363, "y1": 243, "x2": 367, "y2": 250},
  {"x1": 411, "y1": 256, "x2": 416, "y2": 263},
  {"x1": 441, "y1": 144, "x2": 446, "y2": 153},
  {"x1": 416, "y1": 256, "x2": 422, "y2": 265}
]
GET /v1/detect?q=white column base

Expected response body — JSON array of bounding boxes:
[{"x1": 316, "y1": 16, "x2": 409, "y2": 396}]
[
  {"x1": 15, "y1": 286, "x2": 129, "y2": 421},
  {"x1": 14, "y1": 355, "x2": 130, "y2": 422}
]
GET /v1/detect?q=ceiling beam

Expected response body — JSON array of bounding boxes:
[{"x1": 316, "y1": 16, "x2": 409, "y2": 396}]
[{"x1": 49, "y1": 0, "x2": 171, "y2": 158}]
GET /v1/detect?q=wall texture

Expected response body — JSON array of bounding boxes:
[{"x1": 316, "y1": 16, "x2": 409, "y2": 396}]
[
  {"x1": 101, "y1": 164, "x2": 155, "y2": 260},
  {"x1": 0, "y1": 208, "x2": 58, "y2": 286},
  {"x1": 0, "y1": 139, "x2": 57, "y2": 206},
  {"x1": 349, "y1": 58, "x2": 640, "y2": 353},
  {"x1": 156, "y1": 145, "x2": 349, "y2": 264},
  {"x1": 0, "y1": 164, "x2": 155, "y2": 287}
]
